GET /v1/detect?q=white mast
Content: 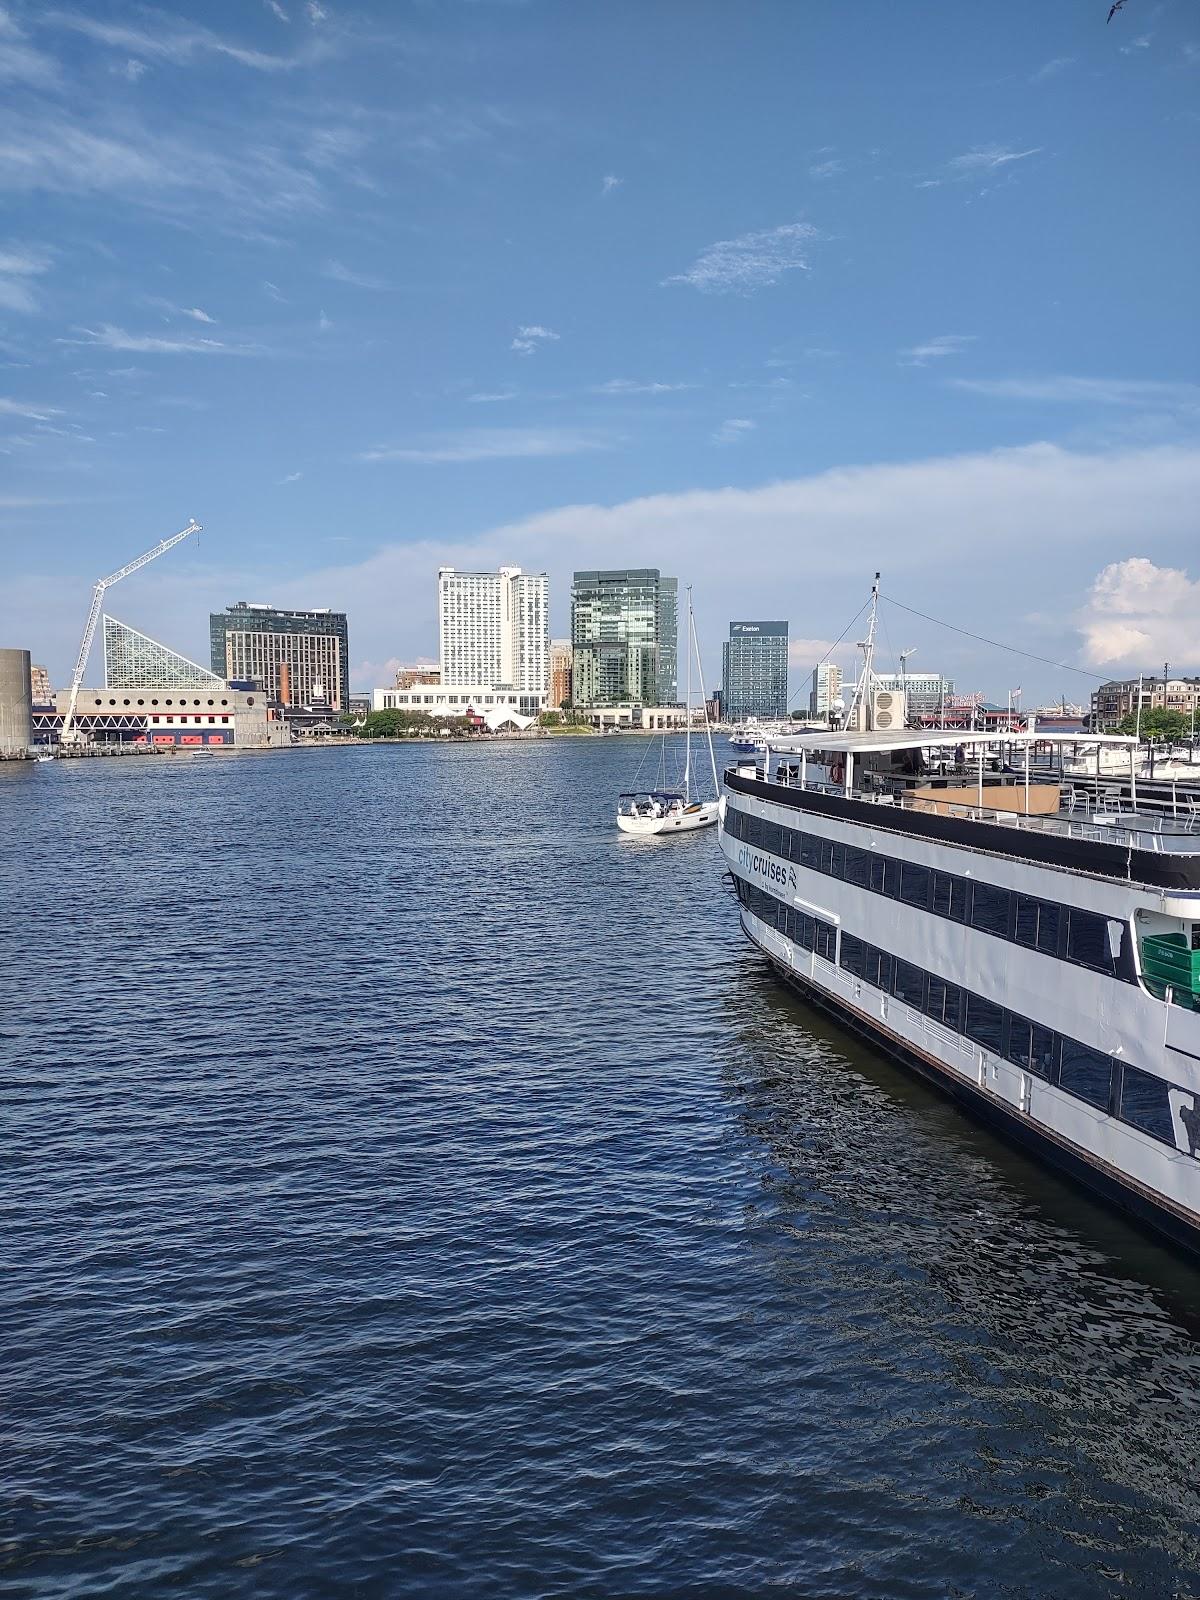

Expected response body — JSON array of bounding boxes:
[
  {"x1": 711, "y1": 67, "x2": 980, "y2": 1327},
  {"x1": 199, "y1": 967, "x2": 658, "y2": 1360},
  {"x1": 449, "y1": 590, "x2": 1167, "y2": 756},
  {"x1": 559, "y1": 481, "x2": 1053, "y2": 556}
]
[
  {"x1": 691, "y1": 599, "x2": 720, "y2": 796},
  {"x1": 683, "y1": 584, "x2": 693, "y2": 804},
  {"x1": 847, "y1": 571, "x2": 881, "y2": 732}
]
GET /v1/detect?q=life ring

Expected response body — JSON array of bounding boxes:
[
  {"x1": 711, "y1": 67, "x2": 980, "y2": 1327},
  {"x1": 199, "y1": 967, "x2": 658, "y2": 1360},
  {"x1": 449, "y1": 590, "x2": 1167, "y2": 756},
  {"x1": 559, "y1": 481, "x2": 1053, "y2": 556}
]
[{"x1": 830, "y1": 760, "x2": 845, "y2": 786}]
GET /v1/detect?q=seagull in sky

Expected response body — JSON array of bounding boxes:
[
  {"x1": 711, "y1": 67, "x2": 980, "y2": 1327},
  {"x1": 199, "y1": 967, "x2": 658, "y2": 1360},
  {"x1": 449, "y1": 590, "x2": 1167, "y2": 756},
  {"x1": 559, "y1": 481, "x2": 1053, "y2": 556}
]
[{"x1": 1106, "y1": 1, "x2": 1128, "y2": 21}]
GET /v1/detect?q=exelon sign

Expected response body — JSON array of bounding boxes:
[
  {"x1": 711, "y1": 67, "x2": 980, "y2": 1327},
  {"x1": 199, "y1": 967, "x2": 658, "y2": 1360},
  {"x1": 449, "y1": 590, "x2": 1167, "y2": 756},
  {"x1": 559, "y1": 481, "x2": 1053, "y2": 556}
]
[{"x1": 729, "y1": 621, "x2": 788, "y2": 636}]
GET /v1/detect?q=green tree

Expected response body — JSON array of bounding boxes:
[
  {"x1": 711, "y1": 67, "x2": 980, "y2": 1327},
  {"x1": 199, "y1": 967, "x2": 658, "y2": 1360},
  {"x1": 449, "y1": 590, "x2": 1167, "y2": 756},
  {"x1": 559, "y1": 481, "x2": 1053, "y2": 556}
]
[
  {"x1": 356, "y1": 709, "x2": 475, "y2": 739},
  {"x1": 1116, "y1": 707, "x2": 1189, "y2": 741}
]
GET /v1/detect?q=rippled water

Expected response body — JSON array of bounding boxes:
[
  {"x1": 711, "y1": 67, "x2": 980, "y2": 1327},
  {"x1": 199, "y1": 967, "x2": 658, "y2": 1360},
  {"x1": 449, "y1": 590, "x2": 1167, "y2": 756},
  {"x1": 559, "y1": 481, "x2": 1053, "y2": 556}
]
[{"x1": 4, "y1": 739, "x2": 1200, "y2": 1598}]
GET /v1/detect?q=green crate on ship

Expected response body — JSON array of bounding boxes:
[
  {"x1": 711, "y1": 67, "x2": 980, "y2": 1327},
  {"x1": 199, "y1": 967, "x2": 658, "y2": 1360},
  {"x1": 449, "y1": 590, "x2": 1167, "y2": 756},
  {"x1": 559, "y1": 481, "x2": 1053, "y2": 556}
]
[{"x1": 1141, "y1": 932, "x2": 1200, "y2": 995}]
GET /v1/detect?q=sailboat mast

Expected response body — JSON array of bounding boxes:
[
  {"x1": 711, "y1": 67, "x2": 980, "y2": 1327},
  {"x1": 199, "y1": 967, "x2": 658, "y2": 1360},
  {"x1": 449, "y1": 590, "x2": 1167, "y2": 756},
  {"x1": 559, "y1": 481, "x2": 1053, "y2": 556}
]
[
  {"x1": 848, "y1": 571, "x2": 881, "y2": 731},
  {"x1": 684, "y1": 584, "x2": 693, "y2": 804},
  {"x1": 692, "y1": 601, "x2": 720, "y2": 796}
]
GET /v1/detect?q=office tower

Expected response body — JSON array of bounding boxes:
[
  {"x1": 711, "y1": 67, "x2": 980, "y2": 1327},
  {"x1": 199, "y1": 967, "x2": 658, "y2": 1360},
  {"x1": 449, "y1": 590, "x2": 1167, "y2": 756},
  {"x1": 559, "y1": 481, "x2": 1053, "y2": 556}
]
[
  {"x1": 210, "y1": 602, "x2": 350, "y2": 711},
  {"x1": 871, "y1": 672, "x2": 954, "y2": 717},
  {"x1": 549, "y1": 640, "x2": 573, "y2": 708},
  {"x1": 809, "y1": 662, "x2": 842, "y2": 719},
  {"x1": 721, "y1": 621, "x2": 788, "y2": 720},
  {"x1": 438, "y1": 566, "x2": 549, "y2": 692},
  {"x1": 570, "y1": 570, "x2": 678, "y2": 706}
]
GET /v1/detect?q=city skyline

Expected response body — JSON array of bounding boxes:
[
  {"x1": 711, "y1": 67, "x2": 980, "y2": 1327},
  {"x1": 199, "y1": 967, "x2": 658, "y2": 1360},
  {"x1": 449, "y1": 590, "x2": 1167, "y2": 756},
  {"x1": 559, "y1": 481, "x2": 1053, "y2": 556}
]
[{"x1": 1, "y1": 2, "x2": 1197, "y2": 701}]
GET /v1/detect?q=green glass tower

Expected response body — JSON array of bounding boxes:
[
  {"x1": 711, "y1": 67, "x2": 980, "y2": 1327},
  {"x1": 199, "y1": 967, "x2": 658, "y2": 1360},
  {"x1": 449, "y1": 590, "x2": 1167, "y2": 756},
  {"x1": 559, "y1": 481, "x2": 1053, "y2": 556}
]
[{"x1": 570, "y1": 570, "x2": 678, "y2": 707}]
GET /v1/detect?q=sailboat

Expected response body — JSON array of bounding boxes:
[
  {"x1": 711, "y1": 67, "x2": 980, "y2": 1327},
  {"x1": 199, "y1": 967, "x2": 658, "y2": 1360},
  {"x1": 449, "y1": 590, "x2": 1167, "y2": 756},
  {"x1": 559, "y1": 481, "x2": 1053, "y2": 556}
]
[{"x1": 616, "y1": 586, "x2": 721, "y2": 836}]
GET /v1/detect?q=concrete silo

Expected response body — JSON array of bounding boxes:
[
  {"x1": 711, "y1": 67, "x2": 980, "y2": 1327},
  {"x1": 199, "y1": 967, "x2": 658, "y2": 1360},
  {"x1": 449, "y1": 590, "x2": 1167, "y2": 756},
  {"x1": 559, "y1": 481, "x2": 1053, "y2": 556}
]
[{"x1": 0, "y1": 648, "x2": 35, "y2": 758}]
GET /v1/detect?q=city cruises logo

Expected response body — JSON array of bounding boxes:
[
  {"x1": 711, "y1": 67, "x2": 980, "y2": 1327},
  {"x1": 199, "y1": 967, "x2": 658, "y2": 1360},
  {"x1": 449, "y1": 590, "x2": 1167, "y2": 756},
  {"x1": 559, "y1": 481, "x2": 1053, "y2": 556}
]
[{"x1": 737, "y1": 843, "x2": 797, "y2": 890}]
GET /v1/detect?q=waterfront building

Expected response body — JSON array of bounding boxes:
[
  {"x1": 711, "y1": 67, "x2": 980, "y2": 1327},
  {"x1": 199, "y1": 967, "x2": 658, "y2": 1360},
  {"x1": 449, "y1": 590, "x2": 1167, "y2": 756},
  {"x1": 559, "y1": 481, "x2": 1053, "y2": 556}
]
[
  {"x1": 209, "y1": 603, "x2": 350, "y2": 713},
  {"x1": 373, "y1": 682, "x2": 546, "y2": 722},
  {"x1": 105, "y1": 616, "x2": 224, "y2": 691},
  {"x1": 394, "y1": 664, "x2": 441, "y2": 690},
  {"x1": 1091, "y1": 675, "x2": 1200, "y2": 730},
  {"x1": 549, "y1": 640, "x2": 573, "y2": 709},
  {"x1": 722, "y1": 621, "x2": 788, "y2": 721},
  {"x1": 29, "y1": 663, "x2": 51, "y2": 704},
  {"x1": 809, "y1": 662, "x2": 842, "y2": 720},
  {"x1": 35, "y1": 685, "x2": 288, "y2": 749},
  {"x1": 570, "y1": 569, "x2": 677, "y2": 707},
  {"x1": 438, "y1": 567, "x2": 549, "y2": 694},
  {"x1": 871, "y1": 671, "x2": 954, "y2": 718}
]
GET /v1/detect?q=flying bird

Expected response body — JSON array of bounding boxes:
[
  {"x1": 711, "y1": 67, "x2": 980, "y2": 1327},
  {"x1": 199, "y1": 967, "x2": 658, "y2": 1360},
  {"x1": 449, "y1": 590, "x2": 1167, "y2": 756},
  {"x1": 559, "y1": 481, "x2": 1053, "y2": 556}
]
[{"x1": 1106, "y1": 0, "x2": 1127, "y2": 21}]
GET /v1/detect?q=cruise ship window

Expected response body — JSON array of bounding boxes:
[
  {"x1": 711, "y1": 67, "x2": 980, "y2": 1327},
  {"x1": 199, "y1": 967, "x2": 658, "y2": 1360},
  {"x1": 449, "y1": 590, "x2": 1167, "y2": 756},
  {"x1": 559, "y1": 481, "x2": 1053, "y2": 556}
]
[
  {"x1": 840, "y1": 933, "x2": 867, "y2": 977},
  {"x1": 924, "y1": 976, "x2": 963, "y2": 1031},
  {"x1": 964, "y1": 994, "x2": 1006, "y2": 1054},
  {"x1": 1119, "y1": 1065, "x2": 1177, "y2": 1145},
  {"x1": 970, "y1": 883, "x2": 1011, "y2": 938},
  {"x1": 931, "y1": 872, "x2": 967, "y2": 922},
  {"x1": 1058, "y1": 1041, "x2": 1114, "y2": 1110},
  {"x1": 1066, "y1": 910, "x2": 1112, "y2": 974},
  {"x1": 814, "y1": 923, "x2": 837, "y2": 962},
  {"x1": 1009, "y1": 1019, "x2": 1056, "y2": 1080},
  {"x1": 869, "y1": 856, "x2": 889, "y2": 896},
  {"x1": 829, "y1": 841, "x2": 845, "y2": 879},
  {"x1": 817, "y1": 838, "x2": 836, "y2": 875},
  {"x1": 843, "y1": 847, "x2": 871, "y2": 888},
  {"x1": 1014, "y1": 897, "x2": 1040, "y2": 947},
  {"x1": 893, "y1": 959, "x2": 925, "y2": 1007},
  {"x1": 899, "y1": 862, "x2": 931, "y2": 909},
  {"x1": 800, "y1": 835, "x2": 820, "y2": 871}
]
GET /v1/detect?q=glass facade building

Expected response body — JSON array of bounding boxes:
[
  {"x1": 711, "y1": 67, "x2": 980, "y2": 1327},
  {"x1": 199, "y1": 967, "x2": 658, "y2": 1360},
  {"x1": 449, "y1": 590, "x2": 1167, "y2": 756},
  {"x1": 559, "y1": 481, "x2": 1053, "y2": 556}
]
[
  {"x1": 210, "y1": 603, "x2": 350, "y2": 711},
  {"x1": 721, "y1": 621, "x2": 788, "y2": 720},
  {"x1": 570, "y1": 570, "x2": 678, "y2": 707},
  {"x1": 105, "y1": 615, "x2": 224, "y2": 689}
]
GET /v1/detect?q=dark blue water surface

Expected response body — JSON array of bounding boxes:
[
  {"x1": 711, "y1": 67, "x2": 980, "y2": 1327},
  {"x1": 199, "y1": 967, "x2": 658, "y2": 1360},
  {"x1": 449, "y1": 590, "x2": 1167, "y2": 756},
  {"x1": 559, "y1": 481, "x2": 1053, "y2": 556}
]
[{"x1": 4, "y1": 739, "x2": 1200, "y2": 1599}]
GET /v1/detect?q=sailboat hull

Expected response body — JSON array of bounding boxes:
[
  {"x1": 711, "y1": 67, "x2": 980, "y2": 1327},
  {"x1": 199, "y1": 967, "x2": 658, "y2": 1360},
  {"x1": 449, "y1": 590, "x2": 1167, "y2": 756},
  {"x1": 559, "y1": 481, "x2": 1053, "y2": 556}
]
[{"x1": 616, "y1": 800, "x2": 719, "y2": 836}]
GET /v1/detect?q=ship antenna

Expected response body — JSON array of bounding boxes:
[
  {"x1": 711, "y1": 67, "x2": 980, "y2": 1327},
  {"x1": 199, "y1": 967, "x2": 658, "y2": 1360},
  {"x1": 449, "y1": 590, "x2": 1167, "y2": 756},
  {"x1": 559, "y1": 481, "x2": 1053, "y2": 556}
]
[{"x1": 848, "y1": 572, "x2": 881, "y2": 731}]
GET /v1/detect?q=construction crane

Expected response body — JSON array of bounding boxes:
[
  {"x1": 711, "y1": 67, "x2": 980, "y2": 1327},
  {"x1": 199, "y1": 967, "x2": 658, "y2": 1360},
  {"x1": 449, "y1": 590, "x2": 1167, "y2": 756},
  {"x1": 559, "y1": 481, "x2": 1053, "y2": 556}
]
[{"x1": 59, "y1": 519, "x2": 203, "y2": 747}]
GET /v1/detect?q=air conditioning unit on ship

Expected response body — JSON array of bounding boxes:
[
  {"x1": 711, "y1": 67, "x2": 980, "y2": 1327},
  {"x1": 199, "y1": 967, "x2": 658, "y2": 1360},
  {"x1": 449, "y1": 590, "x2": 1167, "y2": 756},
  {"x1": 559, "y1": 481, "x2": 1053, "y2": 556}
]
[{"x1": 871, "y1": 689, "x2": 907, "y2": 730}]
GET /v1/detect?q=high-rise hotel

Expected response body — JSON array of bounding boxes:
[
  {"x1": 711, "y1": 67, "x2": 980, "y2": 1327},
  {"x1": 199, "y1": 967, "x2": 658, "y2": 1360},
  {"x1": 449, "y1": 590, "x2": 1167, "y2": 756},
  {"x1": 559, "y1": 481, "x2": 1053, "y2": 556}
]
[
  {"x1": 570, "y1": 569, "x2": 678, "y2": 707},
  {"x1": 438, "y1": 566, "x2": 549, "y2": 694}
]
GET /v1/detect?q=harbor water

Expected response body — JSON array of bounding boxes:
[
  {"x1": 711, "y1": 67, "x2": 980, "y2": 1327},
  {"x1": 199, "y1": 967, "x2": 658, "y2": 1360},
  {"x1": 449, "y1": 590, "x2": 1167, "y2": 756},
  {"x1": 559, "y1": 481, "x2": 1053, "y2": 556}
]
[{"x1": 4, "y1": 739, "x2": 1200, "y2": 1598}]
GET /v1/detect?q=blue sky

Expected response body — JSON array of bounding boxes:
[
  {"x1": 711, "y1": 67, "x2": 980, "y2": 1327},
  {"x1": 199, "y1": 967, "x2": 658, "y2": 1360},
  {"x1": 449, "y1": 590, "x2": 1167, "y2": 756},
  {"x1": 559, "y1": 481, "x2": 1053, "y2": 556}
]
[{"x1": 2, "y1": 0, "x2": 1198, "y2": 702}]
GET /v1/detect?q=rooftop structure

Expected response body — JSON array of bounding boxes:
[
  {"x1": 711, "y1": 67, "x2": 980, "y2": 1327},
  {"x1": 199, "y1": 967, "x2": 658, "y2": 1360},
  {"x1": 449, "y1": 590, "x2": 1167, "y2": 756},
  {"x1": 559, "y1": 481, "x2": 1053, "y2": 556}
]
[{"x1": 104, "y1": 615, "x2": 223, "y2": 690}]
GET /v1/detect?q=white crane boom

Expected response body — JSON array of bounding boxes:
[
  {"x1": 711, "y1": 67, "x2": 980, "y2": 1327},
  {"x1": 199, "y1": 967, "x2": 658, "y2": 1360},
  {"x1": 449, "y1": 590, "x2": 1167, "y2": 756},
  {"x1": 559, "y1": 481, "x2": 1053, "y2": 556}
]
[{"x1": 60, "y1": 519, "x2": 203, "y2": 746}]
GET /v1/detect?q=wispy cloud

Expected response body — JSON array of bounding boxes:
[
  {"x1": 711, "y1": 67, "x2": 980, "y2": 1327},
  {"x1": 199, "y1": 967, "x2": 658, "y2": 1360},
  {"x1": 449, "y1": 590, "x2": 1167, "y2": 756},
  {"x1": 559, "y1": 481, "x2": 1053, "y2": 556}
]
[
  {"x1": 467, "y1": 390, "x2": 517, "y2": 403},
  {"x1": 601, "y1": 173, "x2": 622, "y2": 195},
  {"x1": 64, "y1": 323, "x2": 259, "y2": 355},
  {"x1": 181, "y1": 306, "x2": 215, "y2": 323},
  {"x1": 948, "y1": 144, "x2": 1042, "y2": 173},
  {"x1": 713, "y1": 417, "x2": 756, "y2": 445},
  {"x1": 1120, "y1": 34, "x2": 1152, "y2": 55},
  {"x1": 322, "y1": 259, "x2": 388, "y2": 290},
  {"x1": 0, "y1": 396, "x2": 63, "y2": 421},
  {"x1": 1030, "y1": 56, "x2": 1074, "y2": 84},
  {"x1": 358, "y1": 427, "x2": 607, "y2": 464},
  {"x1": 664, "y1": 222, "x2": 818, "y2": 295},
  {"x1": 900, "y1": 334, "x2": 976, "y2": 367},
  {"x1": 39, "y1": 8, "x2": 325, "y2": 72},
  {"x1": 808, "y1": 158, "x2": 843, "y2": 180},
  {"x1": 318, "y1": 309, "x2": 332, "y2": 333},
  {"x1": 263, "y1": 280, "x2": 286, "y2": 302},
  {"x1": 0, "y1": 7, "x2": 61, "y2": 88},
  {"x1": 307, "y1": 1, "x2": 328, "y2": 21},
  {"x1": 280, "y1": 470, "x2": 303, "y2": 483},
  {"x1": 263, "y1": 0, "x2": 290, "y2": 19},
  {"x1": 511, "y1": 324, "x2": 559, "y2": 356},
  {"x1": 0, "y1": 245, "x2": 52, "y2": 314},
  {"x1": 592, "y1": 378, "x2": 693, "y2": 395},
  {"x1": 950, "y1": 375, "x2": 1200, "y2": 409}
]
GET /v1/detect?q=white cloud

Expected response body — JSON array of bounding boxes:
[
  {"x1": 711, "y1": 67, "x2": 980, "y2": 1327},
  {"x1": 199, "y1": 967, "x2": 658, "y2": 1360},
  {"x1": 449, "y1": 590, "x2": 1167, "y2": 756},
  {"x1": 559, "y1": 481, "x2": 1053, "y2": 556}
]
[
  {"x1": 263, "y1": 280, "x2": 286, "y2": 301},
  {"x1": 900, "y1": 334, "x2": 976, "y2": 367},
  {"x1": 40, "y1": 9, "x2": 313, "y2": 72},
  {"x1": 511, "y1": 324, "x2": 559, "y2": 356},
  {"x1": 181, "y1": 306, "x2": 216, "y2": 323},
  {"x1": 1120, "y1": 34, "x2": 1152, "y2": 55},
  {"x1": 0, "y1": 244, "x2": 51, "y2": 314},
  {"x1": 318, "y1": 309, "x2": 332, "y2": 332},
  {"x1": 119, "y1": 57, "x2": 146, "y2": 81},
  {"x1": 1030, "y1": 56, "x2": 1074, "y2": 83},
  {"x1": 65, "y1": 323, "x2": 257, "y2": 355},
  {"x1": 322, "y1": 259, "x2": 387, "y2": 290},
  {"x1": 467, "y1": 390, "x2": 517, "y2": 403},
  {"x1": 808, "y1": 159, "x2": 843, "y2": 180},
  {"x1": 593, "y1": 378, "x2": 693, "y2": 395},
  {"x1": 280, "y1": 470, "x2": 303, "y2": 483},
  {"x1": 264, "y1": 0, "x2": 290, "y2": 19},
  {"x1": 307, "y1": 1, "x2": 328, "y2": 20},
  {"x1": 712, "y1": 417, "x2": 756, "y2": 445},
  {"x1": 0, "y1": 396, "x2": 62, "y2": 420},
  {"x1": 948, "y1": 145, "x2": 1042, "y2": 173},
  {"x1": 358, "y1": 427, "x2": 608, "y2": 464},
  {"x1": 664, "y1": 222, "x2": 818, "y2": 295},
  {"x1": 601, "y1": 173, "x2": 622, "y2": 194},
  {"x1": 0, "y1": 8, "x2": 61, "y2": 87},
  {"x1": 1078, "y1": 559, "x2": 1200, "y2": 669},
  {"x1": 950, "y1": 375, "x2": 1200, "y2": 410}
]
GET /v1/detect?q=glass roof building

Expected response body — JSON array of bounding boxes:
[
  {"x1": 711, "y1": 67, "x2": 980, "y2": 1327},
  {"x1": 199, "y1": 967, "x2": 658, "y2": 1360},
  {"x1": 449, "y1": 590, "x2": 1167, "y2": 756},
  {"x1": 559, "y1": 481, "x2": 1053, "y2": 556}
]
[{"x1": 103, "y1": 616, "x2": 224, "y2": 689}]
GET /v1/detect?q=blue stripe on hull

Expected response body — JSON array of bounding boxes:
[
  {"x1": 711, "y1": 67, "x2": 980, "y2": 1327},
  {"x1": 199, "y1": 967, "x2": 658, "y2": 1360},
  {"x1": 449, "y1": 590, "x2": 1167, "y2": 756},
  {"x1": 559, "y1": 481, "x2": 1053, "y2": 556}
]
[{"x1": 749, "y1": 928, "x2": 1200, "y2": 1263}]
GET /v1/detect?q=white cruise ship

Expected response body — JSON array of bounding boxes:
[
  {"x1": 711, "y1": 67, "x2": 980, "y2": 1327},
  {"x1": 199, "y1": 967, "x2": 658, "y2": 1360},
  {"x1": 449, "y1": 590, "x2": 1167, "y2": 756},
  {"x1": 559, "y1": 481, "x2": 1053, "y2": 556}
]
[{"x1": 719, "y1": 613, "x2": 1200, "y2": 1258}]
